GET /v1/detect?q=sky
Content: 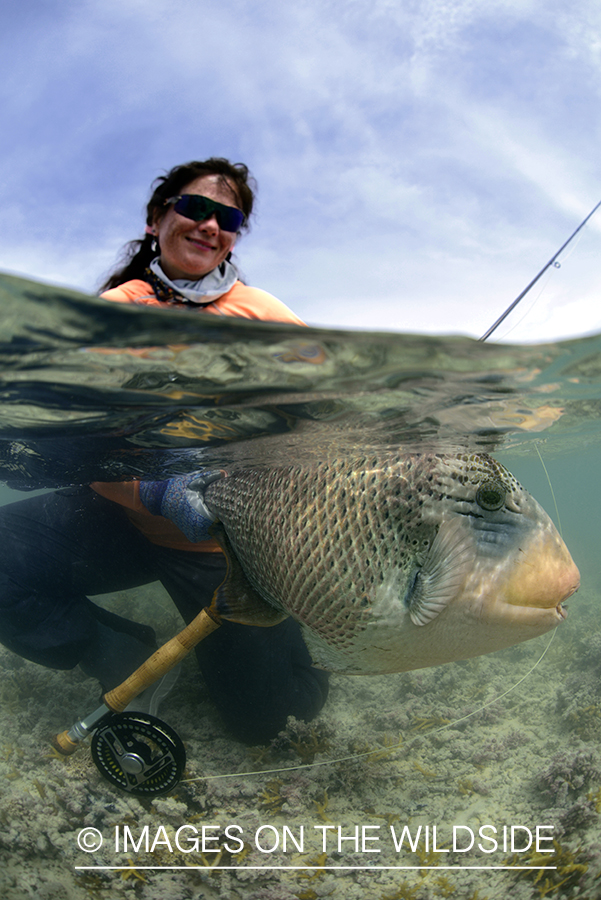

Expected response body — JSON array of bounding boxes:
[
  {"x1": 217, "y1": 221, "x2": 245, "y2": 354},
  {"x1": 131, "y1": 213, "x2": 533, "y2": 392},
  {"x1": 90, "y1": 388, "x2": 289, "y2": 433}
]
[{"x1": 1, "y1": 0, "x2": 600, "y2": 342}]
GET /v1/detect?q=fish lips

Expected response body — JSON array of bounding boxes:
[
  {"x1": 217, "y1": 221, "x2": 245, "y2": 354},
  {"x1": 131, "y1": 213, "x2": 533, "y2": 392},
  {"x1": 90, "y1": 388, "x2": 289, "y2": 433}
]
[
  {"x1": 465, "y1": 516, "x2": 580, "y2": 629},
  {"x1": 496, "y1": 531, "x2": 579, "y2": 617}
]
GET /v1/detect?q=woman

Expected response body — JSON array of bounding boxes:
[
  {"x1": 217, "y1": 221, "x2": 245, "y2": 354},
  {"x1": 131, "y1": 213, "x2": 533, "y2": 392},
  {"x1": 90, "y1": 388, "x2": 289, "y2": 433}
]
[
  {"x1": 99, "y1": 157, "x2": 304, "y2": 322},
  {"x1": 0, "y1": 159, "x2": 328, "y2": 744}
]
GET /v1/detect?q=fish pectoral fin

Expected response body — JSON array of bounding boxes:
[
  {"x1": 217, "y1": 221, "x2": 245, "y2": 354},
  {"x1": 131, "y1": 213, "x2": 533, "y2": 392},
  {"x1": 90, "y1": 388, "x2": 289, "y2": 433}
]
[
  {"x1": 209, "y1": 522, "x2": 288, "y2": 627},
  {"x1": 408, "y1": 517, "x2": 474, "y2": 627}
]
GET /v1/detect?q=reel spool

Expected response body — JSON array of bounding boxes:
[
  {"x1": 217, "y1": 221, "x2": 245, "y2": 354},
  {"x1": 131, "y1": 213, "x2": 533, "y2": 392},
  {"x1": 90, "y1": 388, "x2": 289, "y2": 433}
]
[{"x1": 90, "y1": 712, "x2": 186, "y2": 796}]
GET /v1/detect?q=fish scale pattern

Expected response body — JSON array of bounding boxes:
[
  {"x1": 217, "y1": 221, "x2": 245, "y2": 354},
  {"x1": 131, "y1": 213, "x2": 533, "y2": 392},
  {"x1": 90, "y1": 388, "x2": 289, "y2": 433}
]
[
  {"x1": 205, "y1": 453, "x2": 448, "y2": 648},
  {"x1": 203, "y1": 450, "x2": 570, "y2": 674}
]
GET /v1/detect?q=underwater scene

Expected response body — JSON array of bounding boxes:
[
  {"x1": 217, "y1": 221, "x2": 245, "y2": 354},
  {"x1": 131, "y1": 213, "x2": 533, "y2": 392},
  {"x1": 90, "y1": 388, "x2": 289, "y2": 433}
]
[{"x1": 1, "y1": 270, "x2": 601, "y2": 900}]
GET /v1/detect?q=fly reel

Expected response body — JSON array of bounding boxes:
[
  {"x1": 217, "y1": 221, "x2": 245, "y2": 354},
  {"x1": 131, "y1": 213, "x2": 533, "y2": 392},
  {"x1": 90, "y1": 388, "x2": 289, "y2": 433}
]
[
  {"x1": 56, "y1": 608, "x2": 221, "y2": 793},
  {"x1": 90, "y1": 712, "x2": 186, "y2": 796}
]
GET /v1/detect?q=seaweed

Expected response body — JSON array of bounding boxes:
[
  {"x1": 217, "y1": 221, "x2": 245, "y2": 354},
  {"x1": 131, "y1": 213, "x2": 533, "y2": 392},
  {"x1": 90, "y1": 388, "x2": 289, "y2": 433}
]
[
  {"x1": 507, "y1": 840, "x2": 589, "y2": 896},
  {"x1": 415, "y1": 840, "x2": 445, "y2": 872},
  {"x1": 410, "y1": 716, "x2": 451, "y2": 733},
  {"x1": 120, "y1": 861, "x2": 148, "y2": 883},
  {"x1": 289, "y1": 726, "x2": 332, "y2": 764},
  {"x1": 381, "y1": 882, "x2": 420, "y2": 900},
  {"x1": 258, "y1": 778, "x2": 285, "y2": 814},
  {"x1": 312, "y1": 788, "x2": 332, "y2": 822},
  {"x1": 433, "y1": 874, "x2": 456, "y2": 896},
  {"x1": 412, "y1": 761, "x2": 438, "y2": 778},
  {"x1": 74, "y1": 872, "x2": 112, "y2": 894},
  {"x1": 362, "y1": 733, "x2": 404, "y2": 762},
  {"x1": 297, "y1": 851, "x2": 328, "y2": 880}
]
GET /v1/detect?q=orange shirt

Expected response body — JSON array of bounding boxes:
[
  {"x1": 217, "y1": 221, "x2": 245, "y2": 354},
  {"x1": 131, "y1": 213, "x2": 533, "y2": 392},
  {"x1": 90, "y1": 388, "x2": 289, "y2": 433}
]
[
  {"x1": 91, "y1": 277, "x2": 305, "y2": 551},
  {"x1": 101, "y1": 278, "x2": 305, "y2": 325}
]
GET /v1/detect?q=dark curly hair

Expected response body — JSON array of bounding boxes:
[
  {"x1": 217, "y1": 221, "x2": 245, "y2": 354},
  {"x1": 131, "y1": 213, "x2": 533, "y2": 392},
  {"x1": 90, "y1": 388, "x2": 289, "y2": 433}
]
[{"x1": 100, "y1": 158, "x2": 256, "y2": 290}]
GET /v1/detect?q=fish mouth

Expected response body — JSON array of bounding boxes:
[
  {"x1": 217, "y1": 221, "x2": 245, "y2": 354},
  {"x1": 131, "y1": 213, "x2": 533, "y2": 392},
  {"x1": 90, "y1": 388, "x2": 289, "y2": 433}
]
[
  {"x1": 477, "y1": 543, "x2": 579, "y2": 629},
  {"x1": 477, "y1": 592, "x2": 571, "y2": 631},
  {"x1": 500, "y1": 522, "x2": 580, "y2": 609},
  {"x1": 555, "y1": 577, "x2": 580, "y2": 620}
]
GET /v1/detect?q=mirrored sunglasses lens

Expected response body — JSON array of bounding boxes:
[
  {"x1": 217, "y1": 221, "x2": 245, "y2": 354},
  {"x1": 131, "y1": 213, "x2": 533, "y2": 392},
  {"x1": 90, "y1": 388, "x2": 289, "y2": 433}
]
[
  {"x1": 174, "y1": 196, "x2": 244, "y2": 231},
  {"x1": 218, "y1": 207, "x2": 245, "y2": 232},
  {"x1": 173, "y1": 196, "x2": 211, "y2": 221}
]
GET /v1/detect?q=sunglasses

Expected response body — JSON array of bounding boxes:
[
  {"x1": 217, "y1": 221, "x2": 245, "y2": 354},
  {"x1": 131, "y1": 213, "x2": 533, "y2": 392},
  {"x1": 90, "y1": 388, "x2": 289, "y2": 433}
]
[{"x1": 166, "y1": 194, "x2": 245, "y2": 232}]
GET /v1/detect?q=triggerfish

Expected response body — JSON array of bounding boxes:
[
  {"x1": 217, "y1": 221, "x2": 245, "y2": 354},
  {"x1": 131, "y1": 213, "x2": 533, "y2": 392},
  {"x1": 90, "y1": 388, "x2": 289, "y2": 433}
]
[{"x1": 204, "y1": 451, "x2": 579, "y2": 674}]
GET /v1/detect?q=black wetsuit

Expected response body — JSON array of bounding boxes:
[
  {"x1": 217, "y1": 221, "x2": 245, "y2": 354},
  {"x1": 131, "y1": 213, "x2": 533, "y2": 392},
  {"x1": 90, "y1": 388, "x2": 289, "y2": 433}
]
[{"x1": 0, "y1": 487, "x2": 328, "y2": 744}]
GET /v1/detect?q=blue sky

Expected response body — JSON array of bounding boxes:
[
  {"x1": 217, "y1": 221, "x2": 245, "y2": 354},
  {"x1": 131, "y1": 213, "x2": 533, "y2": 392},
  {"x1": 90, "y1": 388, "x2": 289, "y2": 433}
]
[{"x1": 1, "y1": 0, "x2": 600, "y2": 341}]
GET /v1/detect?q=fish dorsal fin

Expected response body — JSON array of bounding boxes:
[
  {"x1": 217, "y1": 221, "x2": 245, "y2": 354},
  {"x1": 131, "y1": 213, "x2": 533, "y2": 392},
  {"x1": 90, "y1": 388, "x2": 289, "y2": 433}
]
[
  {"x1": 408, "y1": 517, "x2": 474, "y2": 627},
  {"x1": 208, "y1": 522, "x2": 288, "y2": 627}
]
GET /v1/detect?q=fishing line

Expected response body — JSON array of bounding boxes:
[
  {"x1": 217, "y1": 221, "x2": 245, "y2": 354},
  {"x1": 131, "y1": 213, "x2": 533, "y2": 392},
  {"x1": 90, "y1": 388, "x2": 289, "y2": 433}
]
[
  {"x1": 534, "y1": 441, "x2": 563, "y2": 537},
  {"x1": 181, "y1": 639, "x2": 557, "y2": 784}
]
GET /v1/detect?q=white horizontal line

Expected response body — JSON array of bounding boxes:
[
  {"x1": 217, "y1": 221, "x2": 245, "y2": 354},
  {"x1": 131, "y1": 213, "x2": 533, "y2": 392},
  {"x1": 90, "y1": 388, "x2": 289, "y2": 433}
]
[{"x1": 75, "y1": 865, "x2": 557, "y2": 871}]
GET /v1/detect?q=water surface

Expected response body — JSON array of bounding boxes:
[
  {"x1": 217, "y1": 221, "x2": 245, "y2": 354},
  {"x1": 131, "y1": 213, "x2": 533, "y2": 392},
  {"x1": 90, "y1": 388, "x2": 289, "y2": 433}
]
[{"x1": 1, "y1": 271, "x2": 600, "y2": 900}]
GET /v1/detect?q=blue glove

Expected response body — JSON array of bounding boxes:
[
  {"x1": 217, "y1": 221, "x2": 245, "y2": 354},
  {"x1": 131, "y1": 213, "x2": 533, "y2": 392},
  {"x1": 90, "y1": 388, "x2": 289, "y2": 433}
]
[{"x1": 139, "y1": 470, "x2": 225, "y2": 542}]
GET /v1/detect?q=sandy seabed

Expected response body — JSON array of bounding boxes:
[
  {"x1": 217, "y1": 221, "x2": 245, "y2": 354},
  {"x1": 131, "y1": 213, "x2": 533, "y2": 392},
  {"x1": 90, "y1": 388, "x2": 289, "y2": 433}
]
[{"x1": 1, "y1": 580, "x2": 601, "y2": 900}]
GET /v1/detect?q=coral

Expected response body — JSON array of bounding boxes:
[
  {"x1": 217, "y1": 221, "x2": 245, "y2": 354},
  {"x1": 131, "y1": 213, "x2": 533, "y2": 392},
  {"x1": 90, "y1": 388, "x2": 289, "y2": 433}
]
[
  {"x1": 556, "y1": 666, "x2": 601, "y2": 740},
  {"x1": 74, "y1": 871, "x2": 112, "y2": 893},
  {"x1": 471, "y1": 729, "x2": 530, "y2": 765},
  {"x1": 246, "y1": 887, "x2": 299, "y2": 900},
  {"x1": 568, "y1": 631, "x2": 601, "y2": 671},
  {"x1": 537, "y1": 749, "x2": 601, "y2": 835},
  {"x1": 4, "y1": 589, "x2": 601, "y2": 900},
  {"x1": 564, "y1": 703, "x2": 601, "y2": 740},
  {"x1": 539, "y1": 750, "x2": 600, "y2": 806},
  {"x1": 556, "y1": 795, "x2": 598, "y2": 834}
]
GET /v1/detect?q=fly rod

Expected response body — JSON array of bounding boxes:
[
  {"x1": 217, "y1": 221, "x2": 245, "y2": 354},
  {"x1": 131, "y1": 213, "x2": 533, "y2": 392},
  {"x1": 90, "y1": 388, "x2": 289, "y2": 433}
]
[{"x1": 479, "y1": 198, "x2": 601, "y2": 342}]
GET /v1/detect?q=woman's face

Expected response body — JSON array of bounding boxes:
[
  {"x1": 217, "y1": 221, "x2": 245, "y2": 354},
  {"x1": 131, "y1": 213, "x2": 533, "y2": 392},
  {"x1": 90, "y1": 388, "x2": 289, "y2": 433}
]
[{"x1": 152, "y1": 174, "x2": 241, "y2": 280}]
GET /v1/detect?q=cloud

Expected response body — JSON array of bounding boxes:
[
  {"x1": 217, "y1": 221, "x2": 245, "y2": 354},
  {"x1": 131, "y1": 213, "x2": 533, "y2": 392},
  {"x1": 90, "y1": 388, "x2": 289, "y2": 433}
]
[{"x1": 0, "y1": 0, "x2": 600, "y2": 340}]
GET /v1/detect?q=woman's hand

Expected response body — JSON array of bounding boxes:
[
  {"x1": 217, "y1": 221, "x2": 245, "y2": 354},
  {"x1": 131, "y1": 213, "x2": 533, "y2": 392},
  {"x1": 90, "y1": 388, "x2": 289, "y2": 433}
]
[{"x1": 139, "y1": 470, "x2": 225, "y2": 541}]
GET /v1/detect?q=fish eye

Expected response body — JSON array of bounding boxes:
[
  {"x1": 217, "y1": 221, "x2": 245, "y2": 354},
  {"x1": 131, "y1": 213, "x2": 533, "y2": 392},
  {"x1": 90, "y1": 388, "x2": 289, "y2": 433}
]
[{"x1": 475, "y1": 481, "x2": 506, "y2": 511}]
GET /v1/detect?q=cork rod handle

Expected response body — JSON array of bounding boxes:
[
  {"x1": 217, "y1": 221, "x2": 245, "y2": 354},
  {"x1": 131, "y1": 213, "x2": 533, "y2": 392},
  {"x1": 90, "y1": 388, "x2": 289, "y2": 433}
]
[{"x1": 102, "y1": 607, "x2": 221, "y2": 713}]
